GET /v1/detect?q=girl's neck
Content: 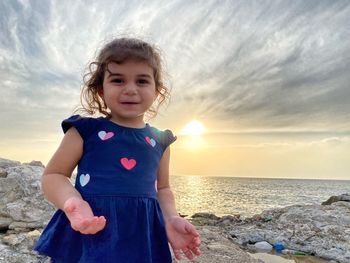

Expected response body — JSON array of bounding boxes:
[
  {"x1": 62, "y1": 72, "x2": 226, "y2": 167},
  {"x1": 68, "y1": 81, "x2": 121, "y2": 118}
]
[{"x1": 108, "y1": 115, "x2": 146, "y2": 129}]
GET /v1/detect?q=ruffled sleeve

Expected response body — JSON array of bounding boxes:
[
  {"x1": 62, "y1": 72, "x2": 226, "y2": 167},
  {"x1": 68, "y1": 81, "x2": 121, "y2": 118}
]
[
  {"x1": 61, "y1": 115, "x2": 96, "y2": 140},
  {"x1": 149, "y1": 127, "x2": 177, "y2": 151}
]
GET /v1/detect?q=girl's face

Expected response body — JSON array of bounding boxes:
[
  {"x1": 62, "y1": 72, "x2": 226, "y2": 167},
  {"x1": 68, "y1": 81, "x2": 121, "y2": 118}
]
[{"x1": 100, "y1": 60, "x2": 158, "y2": 127}]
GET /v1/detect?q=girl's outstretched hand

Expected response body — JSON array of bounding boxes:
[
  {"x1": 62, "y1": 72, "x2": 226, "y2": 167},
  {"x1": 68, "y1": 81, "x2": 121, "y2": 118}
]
[
  {"x1": 165, "y1": 216, "x2": 201, "y2": 260},
  {"x1": 63, "y1": 197, "x2": 106, "y2": 234}
]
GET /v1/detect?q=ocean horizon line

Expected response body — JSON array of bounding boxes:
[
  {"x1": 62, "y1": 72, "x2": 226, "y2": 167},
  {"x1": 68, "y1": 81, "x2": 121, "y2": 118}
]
[{"x1": 171, "y1": 174, "x2": 350, "y2": 181}]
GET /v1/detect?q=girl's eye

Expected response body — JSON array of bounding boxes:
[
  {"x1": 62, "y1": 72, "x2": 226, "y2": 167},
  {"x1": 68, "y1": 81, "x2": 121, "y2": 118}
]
[
  {"x1": 137, "y1": 79, "x2": 149, "y2": 85},
  {"x1": 111, "y1": 78, "x2": 123, "y2": 84}
]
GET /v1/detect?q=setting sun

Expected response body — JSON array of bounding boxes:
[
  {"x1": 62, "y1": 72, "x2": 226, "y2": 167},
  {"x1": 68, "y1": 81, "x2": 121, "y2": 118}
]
[
  {"x1": 179, "y1": 120, "x2": 207, "y2": 150},
  {"x1": 181, "y1": 120, "x2": 206, "y2": 136}
]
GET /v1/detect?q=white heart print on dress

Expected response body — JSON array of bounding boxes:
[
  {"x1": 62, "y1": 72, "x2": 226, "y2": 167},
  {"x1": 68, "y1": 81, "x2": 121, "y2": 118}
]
[{"x1": 79, "y1": 174, "x2": 90, "y2": 187}]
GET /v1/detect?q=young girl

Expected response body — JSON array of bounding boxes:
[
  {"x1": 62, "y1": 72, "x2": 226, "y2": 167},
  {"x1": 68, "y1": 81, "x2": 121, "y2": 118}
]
[{"x1": 35, "y1": 37, "x2": 201, "y2": 262}]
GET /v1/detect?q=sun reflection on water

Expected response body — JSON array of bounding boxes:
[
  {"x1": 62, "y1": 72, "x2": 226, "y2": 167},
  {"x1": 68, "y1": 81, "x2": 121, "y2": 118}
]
[
  {"x1": 171, "y1": 176, "x2": 350, "y2": 217},
  {"x1": 172, "y1": 175, "x2": 242, "y2": 216}
]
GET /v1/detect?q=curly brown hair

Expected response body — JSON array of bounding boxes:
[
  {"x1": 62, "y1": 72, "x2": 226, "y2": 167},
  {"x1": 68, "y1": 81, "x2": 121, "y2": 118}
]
[{"x1": 80, "y1": 37, "x2": 170, "y2": 119}]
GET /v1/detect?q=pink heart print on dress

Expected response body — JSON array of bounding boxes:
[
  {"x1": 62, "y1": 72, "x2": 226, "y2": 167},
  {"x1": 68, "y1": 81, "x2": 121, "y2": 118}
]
[
  {"x1": 79, "y1": 174, "x2": 90, "y2": 187},
  {"x1": 145, "y1": 136, "x2": 156, "y2": 147},
  {"x1": 98, "y1": 131, "x2": 114, "y2": 140},
  {"x1": 120, "y1": 158, "x2": 137, "y2": 170}
]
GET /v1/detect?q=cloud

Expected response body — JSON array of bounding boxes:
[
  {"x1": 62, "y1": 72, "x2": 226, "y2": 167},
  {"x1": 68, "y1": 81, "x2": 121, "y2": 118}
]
[
  {"x1": 165, "y1": 1, "x2": 350, "y2": 131},
  {"x1": 1, "y1": 0, "x2": 350, "y2": 144},
  {"x1": 309, "y1": 136, "x2": 350, "y2": 147}
]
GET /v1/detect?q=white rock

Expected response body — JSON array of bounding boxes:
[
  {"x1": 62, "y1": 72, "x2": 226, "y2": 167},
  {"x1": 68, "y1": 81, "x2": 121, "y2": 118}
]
[
  {"x1": 230, "y1": 196, "x2": 350, "y2": 263},
  {"x1": 0, "y1": 161, "x2": 55, "y2": 230},
  {"x1": 254, "y1": 241, "x2": 273, "y2": 252},
  {"x1": 0, "y1": 158, "x2": 20, "y2": 169}
]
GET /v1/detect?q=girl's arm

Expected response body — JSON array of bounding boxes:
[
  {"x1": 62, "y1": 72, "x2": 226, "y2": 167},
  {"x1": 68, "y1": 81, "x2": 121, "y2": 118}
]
[
  {"x1": 42, "y1": 127, "x2": 83, "y2": 209},
  {"x1": 157, "y1": 147, "x2": 201, "y2": 260},
  {"x1": 42, "y1": 127, "x2": 106, "y2": 234},
  {"x1": 156, "y1": 147, "x2": 178, "y2": 219}
]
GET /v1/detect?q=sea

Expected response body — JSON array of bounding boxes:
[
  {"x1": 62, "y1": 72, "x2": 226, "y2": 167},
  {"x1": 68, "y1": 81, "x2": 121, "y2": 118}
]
[
  {"x1": 171, "y1": 175, "x2": 350, "y2": 217},
  {"x1": 172, "y1": 176, "x2": 350, "y2": 262}
]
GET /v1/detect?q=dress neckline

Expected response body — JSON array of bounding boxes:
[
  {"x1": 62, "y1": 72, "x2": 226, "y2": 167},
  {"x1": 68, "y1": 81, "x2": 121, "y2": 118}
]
[{"x1": 100, "y1": 117, "x2": 150, "y2": 131}]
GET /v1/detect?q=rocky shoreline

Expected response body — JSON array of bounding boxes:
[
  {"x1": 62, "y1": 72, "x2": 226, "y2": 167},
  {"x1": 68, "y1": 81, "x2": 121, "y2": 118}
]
[{"x1": 0, "y1": 157, "x2": 349, "y2": 263}]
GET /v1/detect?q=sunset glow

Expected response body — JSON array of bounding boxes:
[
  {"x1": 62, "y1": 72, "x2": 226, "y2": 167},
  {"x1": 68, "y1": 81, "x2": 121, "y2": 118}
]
[
  {"x1": 181, "y1": 120, "x2": 206, "y2": 136},
  {"x1": 0, "y1": 1, "x2": 349, "y2": 180}
]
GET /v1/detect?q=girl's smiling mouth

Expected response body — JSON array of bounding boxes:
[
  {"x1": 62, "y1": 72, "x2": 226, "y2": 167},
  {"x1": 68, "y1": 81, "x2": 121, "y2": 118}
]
[{"x1": 120, "y1": 101, "x2": 139, "y2": 104}]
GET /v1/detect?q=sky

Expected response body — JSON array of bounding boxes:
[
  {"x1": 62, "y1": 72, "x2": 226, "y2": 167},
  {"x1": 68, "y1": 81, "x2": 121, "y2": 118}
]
[{"x1": 0, "y1": 0, "x2": 349, "y2": 179}]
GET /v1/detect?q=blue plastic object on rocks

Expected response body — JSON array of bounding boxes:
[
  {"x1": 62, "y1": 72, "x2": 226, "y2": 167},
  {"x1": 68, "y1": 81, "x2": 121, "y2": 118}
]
[{"x1": 274, "y1": 243, "x2": 285, "y2": 253}]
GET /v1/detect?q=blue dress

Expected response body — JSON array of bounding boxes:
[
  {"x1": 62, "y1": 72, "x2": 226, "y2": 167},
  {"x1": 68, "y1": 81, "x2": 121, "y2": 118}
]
[{"x1": 35, "y1": 115, "x2": 176, "y2": 263}]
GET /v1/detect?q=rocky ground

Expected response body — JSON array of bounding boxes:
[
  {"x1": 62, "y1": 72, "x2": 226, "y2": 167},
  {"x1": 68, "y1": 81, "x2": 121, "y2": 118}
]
[
  {"x1": 172, "y1": 226, "x2": 261, "y2": 263},
  {"x1": 1, "y1": 157, "x2": 349, "y2": 263}
]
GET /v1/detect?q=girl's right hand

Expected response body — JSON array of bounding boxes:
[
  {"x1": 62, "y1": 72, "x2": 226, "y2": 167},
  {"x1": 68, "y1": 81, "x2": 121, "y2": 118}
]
[{"x1": 63, "y1": 197, "x2": 106, "y2": 234}]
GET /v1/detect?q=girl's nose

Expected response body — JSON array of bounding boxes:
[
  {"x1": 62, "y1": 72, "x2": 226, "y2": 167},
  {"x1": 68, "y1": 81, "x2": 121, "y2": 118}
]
[{"x1": 123, "y1": 83, "x2": 137, "y2": 94}]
